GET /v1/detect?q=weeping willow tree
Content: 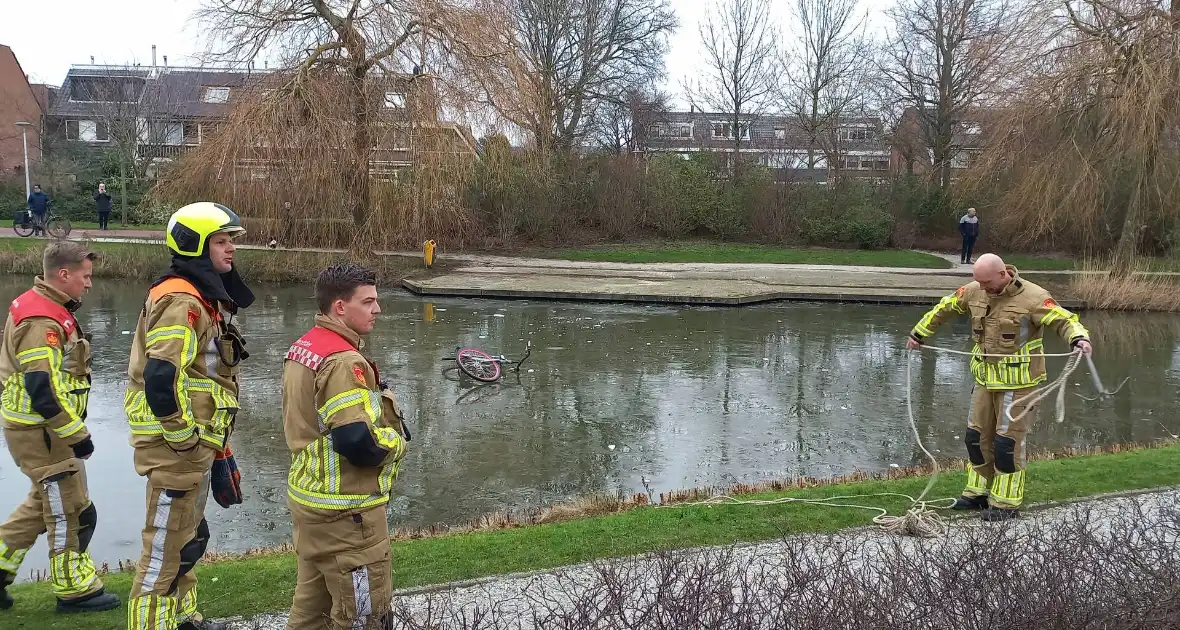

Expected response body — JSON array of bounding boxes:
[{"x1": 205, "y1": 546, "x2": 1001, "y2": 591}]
[
  {"x1": 152, "y1": 69, "x2": 486, "y2": 251},
  {"x1": 964, "y1": 0, "x2": 1180, "y2": 275},
  {"x1": 149, "y1": 0, "x2": 503, "y2": 253}
]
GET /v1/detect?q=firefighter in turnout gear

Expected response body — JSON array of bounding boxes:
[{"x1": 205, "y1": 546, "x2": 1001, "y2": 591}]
[
  {"x1": 125, "y1": 202, "x2": 255, "y2": 630},
  {"x1": 282, "y1": 263, "x2": 408, "y2": 630},
  {"x1": 0, "y1": 242, "x2": 121, "y2": 613},
  {"x1": 907, "y1": 253, "x2": 1092, "y2": 521}
]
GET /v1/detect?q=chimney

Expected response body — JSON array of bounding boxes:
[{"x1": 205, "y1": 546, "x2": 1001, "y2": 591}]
[
  {"x1": 152, "y1": 45, "x2": 157, "y2": 67},
  {"x1": 163, "y1": 55, "x2": 168, "y2": 67},
  {"x1": 90, "y1": 56, "x2": 95, "y2": 64}
]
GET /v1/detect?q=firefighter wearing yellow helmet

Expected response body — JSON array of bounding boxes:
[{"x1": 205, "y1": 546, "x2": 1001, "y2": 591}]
[{"x1": 125, "y1": 202, "x2": 255, "y2": 630}]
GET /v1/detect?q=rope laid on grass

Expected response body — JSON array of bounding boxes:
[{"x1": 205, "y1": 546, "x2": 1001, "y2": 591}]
[{"x1": 661, "y1": 344, "x2": 1096, "y2": 539}]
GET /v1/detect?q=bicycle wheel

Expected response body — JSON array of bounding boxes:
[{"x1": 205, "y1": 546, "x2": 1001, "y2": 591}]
[
  {"x1": 456, "y1": 348, "x2": 502, "y2": 382},
  {"x1": 12, "y1": 220, "x2": 33, "y2": 237},
  {"x1": 46, "y1": 216, "x2": 71, "y2": 238}
]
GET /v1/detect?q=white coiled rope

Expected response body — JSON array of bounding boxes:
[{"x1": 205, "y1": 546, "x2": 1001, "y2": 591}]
[{"x1": 662, "y1": 344, "x2": 1109, "y2": 539}]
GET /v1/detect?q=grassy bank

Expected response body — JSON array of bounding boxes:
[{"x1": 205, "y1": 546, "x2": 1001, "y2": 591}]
[
  {"x1": 531, "y1": 242, "x2": 954, "y2": 268},
  {"x1": 6, "y1": 442, "x2": 1179, "y2": 629},
  {"x1": 0, "y1": 239, "x2": 429, "y2": 285},
  {"x1": 1008, "y1": 254, "x2": 1180, "y2": 272}
]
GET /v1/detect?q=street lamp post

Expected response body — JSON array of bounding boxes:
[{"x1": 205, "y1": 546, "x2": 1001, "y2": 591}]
[{"x1": 14, "y1": 121, "x2": 32, "y2": 202}]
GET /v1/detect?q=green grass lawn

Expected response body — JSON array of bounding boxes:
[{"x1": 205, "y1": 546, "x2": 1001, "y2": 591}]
[
  {"x1": 534, "y1": 242, "x2": 954, "y2": 268},
  {"x1": 1004, "y1": 254, "x2": 1180, "y2": 273},
  {"x1": 67, "y1": 221, "x2": 167, "y2": 232},
  {"x1": 6, "y1": 442, "x2": 1180, "y2": 629}
]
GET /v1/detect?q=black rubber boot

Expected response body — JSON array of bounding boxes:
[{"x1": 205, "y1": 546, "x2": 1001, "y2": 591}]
[
  {"x1": 179, "y1": 619, "x2": 228, "y2": 630},
  {"x1": 0, "y1": 588, "x2": 12, "y2": 610},
  {"x1": 55, "y1": 588, "x2": 121, "y2": 613},
  {"x1": 981, "y1": 507, "x2": 1021, "y2": 522},
  {"x1": 951, "y1": 494, "x2": 989, "y2": 510}
]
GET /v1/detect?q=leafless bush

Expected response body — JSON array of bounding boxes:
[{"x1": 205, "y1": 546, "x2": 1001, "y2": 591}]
[{"x1": 383, "y1": 494, "x2": 1180, "y2": 629}]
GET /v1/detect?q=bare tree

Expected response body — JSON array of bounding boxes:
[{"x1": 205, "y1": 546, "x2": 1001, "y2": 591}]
[
  {"x1": 587, "y1": 86, "x2": 670, "y2": 155},
  {"x1": 880, "y1": 0, "x2": 1037, "y2": 192},
  {"x1": 196, "y1": 0, "x2": 501, "y2": 244},
  {"x1": 479, "y1": 0, "x2": 677, "y2": 154},
  {"x1": 779, "y1": 0, "x2": 870, "y2": 174},
  {"x1": 81, "y1": 69, "x2": 178, "y2": 225},
  {"x1": 689, "y1": 0, "x2": 778, "y2": 163}
]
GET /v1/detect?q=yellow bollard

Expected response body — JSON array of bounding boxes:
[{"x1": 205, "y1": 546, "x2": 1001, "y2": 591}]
[
  {"x1": 424, "y1": 302, "x2": 435, "y2": 322},
  {"x1": 423, "y1": 239, "x2": 436, "y2": 268}
]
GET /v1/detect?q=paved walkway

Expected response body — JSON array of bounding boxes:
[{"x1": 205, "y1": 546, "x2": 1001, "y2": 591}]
[
  {"x1": 229, "y1": 487, "x2": 1180, "y2": 629},
  {"x1": 0, "y1": 230, "x2": 1101, "y2": 307}
]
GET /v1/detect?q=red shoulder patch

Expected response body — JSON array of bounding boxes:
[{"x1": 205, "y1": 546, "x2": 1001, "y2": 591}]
[
  {"x1": 45, "y1": 330, "x2": 59, "y2": 348},
  {"x1": 352, "y1": 364, "x2": 367, "y2": 386},
  {"x1": 186, "y1": 308, "x2": 200, "y2": 327},
  {"x1": 1043, "y1": 298, "x2": 1058, "y2": 310},
  {"x1": 955, "y1": 286, "x2": 966, "y2": 298}
]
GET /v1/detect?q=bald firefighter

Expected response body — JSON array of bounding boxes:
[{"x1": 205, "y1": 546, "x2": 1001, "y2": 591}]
[
  {"x1": 0, "y1": 242, "x2": 120, "y2": 613},
  {"x1": 907, "y1": 253, "x2": 1092, "y2": 521},
  {"x1": 282, "y1": 263, "x2": 409, "y2": 630},
  {"x1": 125, "y1": 202, "x2": 255, "y2": 630}
]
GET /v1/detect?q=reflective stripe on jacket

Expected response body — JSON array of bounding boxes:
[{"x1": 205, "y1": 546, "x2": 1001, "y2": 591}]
[
  {"x1": 911, "y1": 266, "x2": 1089, "y2": 390},
  {"x1": 282, "y1": 316, "x2": 406, "y2": 512}
]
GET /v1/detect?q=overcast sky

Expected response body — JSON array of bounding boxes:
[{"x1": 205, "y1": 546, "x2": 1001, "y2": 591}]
[{"x1": 3, "y1": 0, "x2": 894, "y2": 109}]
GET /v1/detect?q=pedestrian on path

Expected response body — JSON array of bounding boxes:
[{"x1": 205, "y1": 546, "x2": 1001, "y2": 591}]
[
  {"x1": 27, "y1": 185, "x2": 49, "y2": 237},
  {"x1": 94, "y1": 184, "x2": 112, "y2": 230},
  {"x1": 959, "y1": 207, "x2": 980, "y2": 264}
]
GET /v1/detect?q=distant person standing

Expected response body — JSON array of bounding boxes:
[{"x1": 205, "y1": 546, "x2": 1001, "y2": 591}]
[
  {"x1": 94, "y1": 184, "x2": 112, "y2": 231},
  {"x1": 959, "y1": 207, "x2": 980, "y2": 265},
  {"x1": 27, "y1": 185, "x2": 49, "y2": 237}
]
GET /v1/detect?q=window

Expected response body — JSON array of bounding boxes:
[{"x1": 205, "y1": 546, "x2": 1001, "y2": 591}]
[
  {"x1": 183, "y1": 122, "x2": 200, "y2": 145},
  {"x1": 961, "y1": 121, "x2": 983, "y2": 135},
  {"x1": 859, "y1": 158, "x2": 874, "y2": 170},
  {"x1": 665, "y1": 123, "x2": 692, "y2": 138},
  {"x1": 840, "y1": 126, "x2": 872, "y2": 142},
  {"x1": 202, "y1": 87, "x2": 231, "y2": 104},
  {"x1": 69, "y1": 120, "x2": 109, "y2": 142},
  {"x1": 384, "y1": 92, "x2": 406, "y2": 108},
  {"x1": 774, "y1": 128, "x2": 787, "y2": 140},
  {"x1": 711, "y1": 121, "x2": 750, "y2": 140},
  {"x1": 875, "y1": 159, "x2": 889, "y2": 171}
]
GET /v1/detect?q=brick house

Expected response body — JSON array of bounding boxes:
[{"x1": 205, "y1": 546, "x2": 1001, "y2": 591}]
[
  {"x1": 0, "y1": 45, "x2": 53, "y2": 182},
  {"x1": 891, "y1": 106, "x2": 992, "y2": 178},
  {"x1": 46, "y1": 61, "x2": 477, "y2": 179}
]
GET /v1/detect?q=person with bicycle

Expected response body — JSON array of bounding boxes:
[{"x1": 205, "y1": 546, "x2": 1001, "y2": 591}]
[
  {"x1": 905, "y1": 253, "x2": 1092, "y2": 522},
  {"x1": 27, "y1": 185, "x2": 49, "y2": 237},
  {"x1": 280, "y1": 262, "x2": 408, "y2": 630}
]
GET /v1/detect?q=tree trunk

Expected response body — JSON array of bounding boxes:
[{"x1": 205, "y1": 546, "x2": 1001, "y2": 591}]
[
  {"x1": 347, "y1": 68, "x2": 371, "y2": 254},
  {"x1": 119, "y1": 158, "x2": 128, "y2": 226}
]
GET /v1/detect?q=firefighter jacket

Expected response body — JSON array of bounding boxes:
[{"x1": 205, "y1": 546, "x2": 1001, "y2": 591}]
[
  {"x1": 125, "y1": 277, "x2": 246, "y2": 476},
  {"x1": 282, "y1": 315, "x2": 407, "y2": 513},
  {"x1": 910, "y1": 266, "x2": 1090, "y2": 390},
  {"x1": 0, "y1": 279, "x2": 91, "y2": 450}
]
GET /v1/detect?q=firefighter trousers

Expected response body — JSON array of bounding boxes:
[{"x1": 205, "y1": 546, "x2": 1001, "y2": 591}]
[
  {"x1": 0, "y1": 460, "x2": 104, "y2": 600},
  {"x1": 962, "y1": 386, "x2": 1038, "y2": 509},
  {"x1": 286, "y1": 502, "x2": 393, "y2": 630},
  {"x1": 127, "y1": 468, "x2": 212, "y2": 630}
]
